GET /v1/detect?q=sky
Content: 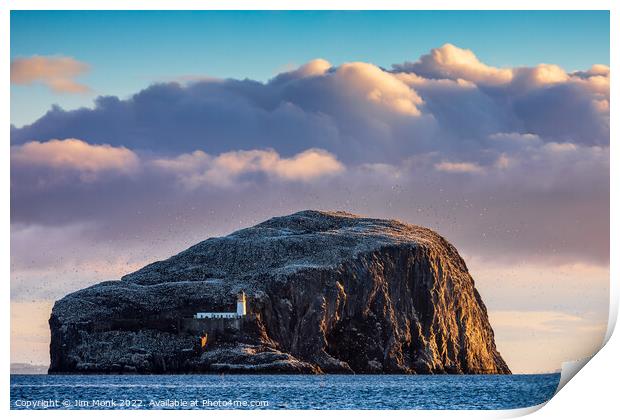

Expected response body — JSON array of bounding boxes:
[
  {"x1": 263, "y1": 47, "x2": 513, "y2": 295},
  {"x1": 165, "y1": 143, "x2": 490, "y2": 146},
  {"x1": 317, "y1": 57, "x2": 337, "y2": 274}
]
[
  {"x1": 10, "y1": 10, "x2": 609, "y2": 126},
  {"x1": 10, "y1": 10, "x2": 610, "y2": 374}
]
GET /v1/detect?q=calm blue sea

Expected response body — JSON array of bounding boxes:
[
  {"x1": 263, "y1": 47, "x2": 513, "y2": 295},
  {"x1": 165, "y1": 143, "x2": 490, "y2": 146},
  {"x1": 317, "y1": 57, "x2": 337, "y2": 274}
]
[{"x1": 10, "y1": 373, "x2": 560, "y2": 410}]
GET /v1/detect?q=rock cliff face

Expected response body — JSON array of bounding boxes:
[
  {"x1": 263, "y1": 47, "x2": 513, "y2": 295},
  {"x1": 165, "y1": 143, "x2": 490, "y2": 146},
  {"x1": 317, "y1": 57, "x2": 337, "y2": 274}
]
[{"x1": 49, "y1": 210, "x2": 510, "y2": 374}]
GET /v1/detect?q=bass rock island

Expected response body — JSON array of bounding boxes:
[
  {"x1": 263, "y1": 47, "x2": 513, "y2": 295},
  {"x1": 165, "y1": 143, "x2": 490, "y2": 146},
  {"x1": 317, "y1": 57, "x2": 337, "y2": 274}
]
[{"x1": 49, "y1": 210, "x2": 510, "y2": 374}]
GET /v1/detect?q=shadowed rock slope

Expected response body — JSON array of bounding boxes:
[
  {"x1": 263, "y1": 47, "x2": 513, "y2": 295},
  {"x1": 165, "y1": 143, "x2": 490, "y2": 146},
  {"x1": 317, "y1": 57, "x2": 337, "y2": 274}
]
[{"x1": 49, "y1": 210, "x2": 510, "y2": 374}]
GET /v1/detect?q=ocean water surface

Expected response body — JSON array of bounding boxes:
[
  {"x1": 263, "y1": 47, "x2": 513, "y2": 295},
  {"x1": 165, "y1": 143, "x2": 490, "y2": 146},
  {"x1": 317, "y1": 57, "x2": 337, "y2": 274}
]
[{"x1": 11, "y1": 373, "x2": 560, "y2": 410}]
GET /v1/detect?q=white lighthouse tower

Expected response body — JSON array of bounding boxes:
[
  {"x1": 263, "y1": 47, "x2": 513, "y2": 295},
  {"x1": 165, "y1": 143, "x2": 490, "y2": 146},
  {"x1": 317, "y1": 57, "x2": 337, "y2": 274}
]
[{"x1": 236, "y1": 291, "x2": 247, "y2": 316}]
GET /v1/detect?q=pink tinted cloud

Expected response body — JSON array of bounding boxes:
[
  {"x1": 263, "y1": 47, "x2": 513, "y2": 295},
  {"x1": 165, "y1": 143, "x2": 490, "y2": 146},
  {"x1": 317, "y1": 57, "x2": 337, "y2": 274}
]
[
  {"x1": 153, "y1": 148, "x2": 345, "y2": 188},
  {"x1": 434, "y1": 160, "x2": 484, "y2": 174},
  {"x1": 11, "y1": 138, "x2": 139, "y2": 176},
  {"x1": 11, "y1": 55, "x2": 91, "y2": 93},
  {"x1": 393, "y1": 43, "x2": 513, "y2": 85}
]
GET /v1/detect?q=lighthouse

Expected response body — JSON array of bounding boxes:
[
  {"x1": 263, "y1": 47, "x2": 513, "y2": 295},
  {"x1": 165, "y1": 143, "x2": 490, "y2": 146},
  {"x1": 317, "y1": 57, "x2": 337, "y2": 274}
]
[
  {"x1": 236, "y1": 291, "x2": 247, "y2": 316},
  {"x1": 194, "y1": 291, "x2": 248, "y2": 319}
]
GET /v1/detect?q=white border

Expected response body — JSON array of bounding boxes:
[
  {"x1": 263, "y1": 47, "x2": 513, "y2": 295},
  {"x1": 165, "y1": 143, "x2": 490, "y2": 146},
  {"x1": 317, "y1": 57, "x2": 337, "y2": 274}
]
[{"x1": 2, "y1": 1, "x2": 616, "y2": 419}]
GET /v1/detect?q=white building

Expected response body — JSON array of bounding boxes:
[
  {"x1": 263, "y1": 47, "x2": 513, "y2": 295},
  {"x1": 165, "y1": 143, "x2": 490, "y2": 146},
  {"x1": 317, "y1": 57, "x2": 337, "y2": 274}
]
[
  {"x1": 195, "y1": 292, "x2": 246, "y2": 319},
  {"x1": 236, "y1": 291, "x2": 246, "y2": 316}
]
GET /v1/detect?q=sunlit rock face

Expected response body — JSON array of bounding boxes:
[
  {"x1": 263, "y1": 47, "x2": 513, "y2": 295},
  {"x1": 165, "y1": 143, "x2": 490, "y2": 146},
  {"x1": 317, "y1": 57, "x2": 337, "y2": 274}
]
[{"x1": 49, "y1": 210, "x2": 510, "y2": 374}]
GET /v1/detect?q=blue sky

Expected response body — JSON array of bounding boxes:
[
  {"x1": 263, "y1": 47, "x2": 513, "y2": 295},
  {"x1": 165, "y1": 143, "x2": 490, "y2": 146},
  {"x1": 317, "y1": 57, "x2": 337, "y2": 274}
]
[{"x1": 11, "y1": 10, "x2": 609, "y2": 127}]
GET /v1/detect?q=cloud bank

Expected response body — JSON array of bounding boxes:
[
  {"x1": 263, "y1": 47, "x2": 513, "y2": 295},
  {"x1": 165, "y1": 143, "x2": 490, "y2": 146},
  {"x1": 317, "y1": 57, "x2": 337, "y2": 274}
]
[{"x1": 11, "y1": 44, "x2": 609, "y2": 301}]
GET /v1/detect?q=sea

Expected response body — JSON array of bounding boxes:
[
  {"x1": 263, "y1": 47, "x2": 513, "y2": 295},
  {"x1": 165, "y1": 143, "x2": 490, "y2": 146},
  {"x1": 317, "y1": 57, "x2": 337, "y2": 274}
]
[{"x1": 10, "y1": 373, "x2": 561, "y2": 410}]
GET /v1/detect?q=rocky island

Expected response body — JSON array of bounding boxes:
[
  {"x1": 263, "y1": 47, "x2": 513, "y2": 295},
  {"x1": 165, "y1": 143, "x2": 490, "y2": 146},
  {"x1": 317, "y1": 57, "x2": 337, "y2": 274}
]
[{"x1": 49, "y1": 210, "x2": 510, "y2": 375}]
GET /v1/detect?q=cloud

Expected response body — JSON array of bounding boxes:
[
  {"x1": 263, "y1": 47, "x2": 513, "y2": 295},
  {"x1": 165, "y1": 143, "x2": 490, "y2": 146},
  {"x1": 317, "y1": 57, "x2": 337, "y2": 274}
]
[
  {"x1": 11, "y1": 139, "x2": 139, "y2": 179},
  {"x1": 393, "y1": 43, "x2": 513, "y2": 85},
  {"x1": 272, "y1": 58, "x2": 332, "y2": 82},
  {"x1": 153, "y1": 148, "x2": 344, "y2": 188},
  {"x1": 10, "y1": 138, "x2": 343, "y2": 189},
  {"x1": 334, "y1": 62, "x2": 423, "y2": 116},
  {"x1": 11, "y1": 56, "x2": 91, "y2": 93},
  {"x1": 489, "y1": 132, "x2": 540, "y2": 143},
  {"x1": 262, "y1": 148, "x2": 344, "y2": 181},
  {"x1": 270, "y1": 58, "x2": 423, "y2": 119},
  {"x1": 574, "y1": 64, "x2": 610, "y2": 78},
  {"x1": 9, "y1": 61, "x2": 433, "y2": 163},
  {"x1": 511, "y1": 64, "x2": 568, "y2": 88},
  {"x1": 434, "y1": 160, "x2": 484, "y2": 174},
  {"x1": 392, "y1": 45, "x2": 609, "y2": 147},
  {"x1": 11, "y1": 45, "x2": 609, "y2": 160},
  {"x1": 9, "y1": 43, "x2": 609, "y2": 298},
  {"x1": 392, "y1": 43, "x2": 607, "y2": 93}
]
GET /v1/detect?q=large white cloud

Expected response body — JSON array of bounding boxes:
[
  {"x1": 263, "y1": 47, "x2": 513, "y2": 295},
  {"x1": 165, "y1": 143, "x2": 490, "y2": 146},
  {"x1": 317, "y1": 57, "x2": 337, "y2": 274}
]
[
  {"x1": 11, "y1": 45, "x2": 609, "y2": 160},
  {"x1": 393, "y1": 43, "x2": 513, "y2": 85},
  {"x1": 393, "y1": 43, "x2": 609, "y2": 94}
]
